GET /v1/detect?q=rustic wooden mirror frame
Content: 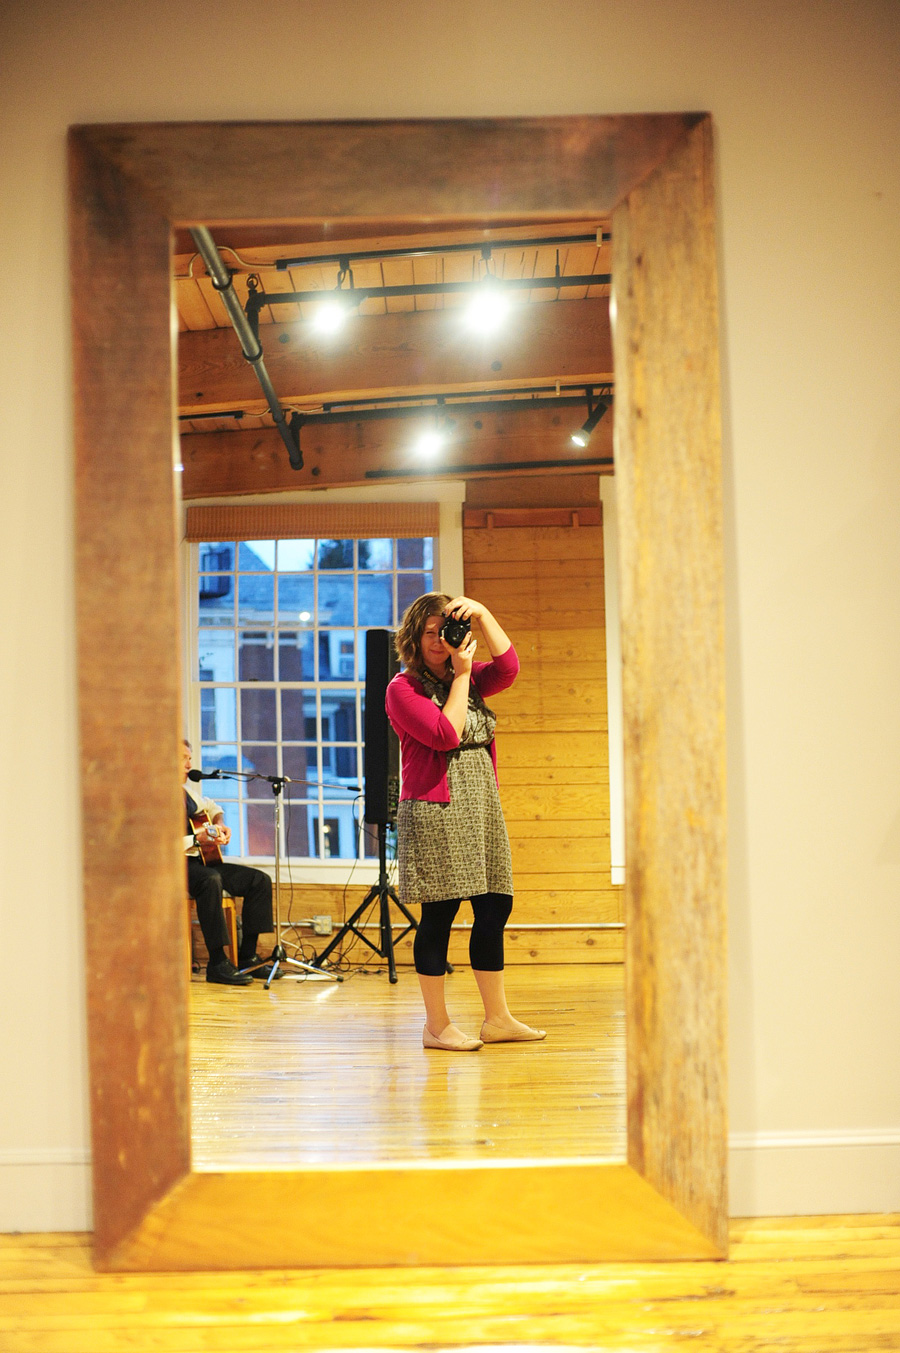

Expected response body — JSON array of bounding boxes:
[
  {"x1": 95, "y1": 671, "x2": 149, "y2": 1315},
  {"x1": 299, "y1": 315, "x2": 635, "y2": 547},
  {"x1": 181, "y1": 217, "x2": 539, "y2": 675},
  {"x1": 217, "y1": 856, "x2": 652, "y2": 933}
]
[{"x1": 70, "y1": 115, "x2": 726, "y2": 1270}]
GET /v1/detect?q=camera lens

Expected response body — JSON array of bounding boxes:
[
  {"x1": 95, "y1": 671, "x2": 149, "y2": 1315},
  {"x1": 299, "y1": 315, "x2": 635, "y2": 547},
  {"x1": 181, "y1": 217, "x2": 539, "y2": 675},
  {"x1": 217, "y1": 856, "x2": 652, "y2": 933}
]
[{"x1": 440, "y1": 615, "x2": 471, "y2": 648}]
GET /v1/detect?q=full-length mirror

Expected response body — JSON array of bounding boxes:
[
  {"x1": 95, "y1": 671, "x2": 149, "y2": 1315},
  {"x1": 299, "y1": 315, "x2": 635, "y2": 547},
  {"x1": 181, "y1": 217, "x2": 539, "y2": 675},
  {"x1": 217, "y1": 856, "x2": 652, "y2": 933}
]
[
  {"x1": 70, "y1": 115, "x2": 727, "y2": 1270},
  {"x1": 174, "y1": 215, "x2": 627, "y2": 1171}
]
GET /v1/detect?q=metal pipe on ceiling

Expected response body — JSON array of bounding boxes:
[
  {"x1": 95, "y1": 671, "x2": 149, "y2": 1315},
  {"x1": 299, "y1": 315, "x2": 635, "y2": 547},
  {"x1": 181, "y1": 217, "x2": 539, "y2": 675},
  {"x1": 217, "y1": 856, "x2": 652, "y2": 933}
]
[
  {"x1": 189, "y1": 226, "x2": 302, "y2": 470},
  {"x1": 274, "y1": 232, "x2": 611, "y2": 271}
]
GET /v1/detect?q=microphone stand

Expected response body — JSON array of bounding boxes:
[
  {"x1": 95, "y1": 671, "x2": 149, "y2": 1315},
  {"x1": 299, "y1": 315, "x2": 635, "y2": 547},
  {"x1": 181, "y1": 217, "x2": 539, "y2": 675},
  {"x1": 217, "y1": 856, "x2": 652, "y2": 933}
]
[{"x1": 240, "y1": 775, "x2": 343, "y2": 988}]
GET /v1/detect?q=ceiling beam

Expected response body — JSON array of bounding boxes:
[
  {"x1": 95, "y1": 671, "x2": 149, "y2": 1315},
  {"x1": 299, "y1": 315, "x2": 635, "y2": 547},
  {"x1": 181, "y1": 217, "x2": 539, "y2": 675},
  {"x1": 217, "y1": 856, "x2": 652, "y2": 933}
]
[
  {"x1": 178, "y1": 297, "x2": 612, "y2": 413},
  {"x1": 180, "y1": 403, "x2": 614, "y2": 497}
]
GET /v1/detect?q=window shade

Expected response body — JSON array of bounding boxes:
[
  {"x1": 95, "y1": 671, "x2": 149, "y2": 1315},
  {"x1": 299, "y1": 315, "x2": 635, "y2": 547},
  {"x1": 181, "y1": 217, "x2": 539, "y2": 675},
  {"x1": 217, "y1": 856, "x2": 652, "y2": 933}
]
[{"x1": 185, "y1": 502, "x2": 440, "y2": 542}]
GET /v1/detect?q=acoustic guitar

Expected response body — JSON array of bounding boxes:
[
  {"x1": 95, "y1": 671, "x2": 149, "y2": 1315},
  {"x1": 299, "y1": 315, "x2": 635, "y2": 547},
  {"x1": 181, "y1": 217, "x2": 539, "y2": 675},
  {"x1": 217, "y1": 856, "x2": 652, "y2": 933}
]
[{"x1": 190, "y1": 809, "x2": 224, "y2": 866}]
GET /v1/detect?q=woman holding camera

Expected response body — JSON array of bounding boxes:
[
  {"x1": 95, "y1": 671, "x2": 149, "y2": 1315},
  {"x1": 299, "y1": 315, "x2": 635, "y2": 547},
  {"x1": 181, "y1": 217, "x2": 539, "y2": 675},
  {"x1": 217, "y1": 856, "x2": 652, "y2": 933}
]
[{"x1": 386, "y1": 592, "x2": 546, "y2": 1051}]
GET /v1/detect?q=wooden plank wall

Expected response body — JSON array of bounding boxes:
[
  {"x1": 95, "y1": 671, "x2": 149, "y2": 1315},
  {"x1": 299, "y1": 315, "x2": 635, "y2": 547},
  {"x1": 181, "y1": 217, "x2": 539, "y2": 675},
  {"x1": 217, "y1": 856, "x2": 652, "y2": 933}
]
[{"x1": 461, "y1": 474, "x2": 622, "y2": 963}]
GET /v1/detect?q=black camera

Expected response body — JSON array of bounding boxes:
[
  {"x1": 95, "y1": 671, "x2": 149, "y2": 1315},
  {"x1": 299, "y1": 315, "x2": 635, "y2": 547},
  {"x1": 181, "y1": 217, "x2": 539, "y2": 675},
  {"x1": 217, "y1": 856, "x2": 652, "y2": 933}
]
[{"x1": 440, "y1": 614, "x2": 471, "y2": 648}]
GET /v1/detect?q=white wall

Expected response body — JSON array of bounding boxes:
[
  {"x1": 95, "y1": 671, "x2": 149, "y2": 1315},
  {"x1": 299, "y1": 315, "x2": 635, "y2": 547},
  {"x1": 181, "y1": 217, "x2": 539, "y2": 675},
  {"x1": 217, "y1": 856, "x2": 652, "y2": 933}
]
[{"x1": 1, "y1": 0, "x2": 898, "y2": 1229}]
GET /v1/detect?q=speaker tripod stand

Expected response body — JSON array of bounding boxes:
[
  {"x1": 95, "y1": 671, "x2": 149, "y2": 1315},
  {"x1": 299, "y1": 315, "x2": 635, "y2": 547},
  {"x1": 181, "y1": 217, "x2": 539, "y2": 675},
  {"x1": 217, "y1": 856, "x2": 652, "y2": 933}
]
[{"x1": 311, "y1": 821, "x2": 418, "y2": 983}]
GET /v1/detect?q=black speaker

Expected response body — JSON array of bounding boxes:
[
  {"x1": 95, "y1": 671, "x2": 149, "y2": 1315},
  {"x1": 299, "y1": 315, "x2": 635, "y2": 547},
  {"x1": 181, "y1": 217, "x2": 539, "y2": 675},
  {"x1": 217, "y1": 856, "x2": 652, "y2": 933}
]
[{"x1": 364, "y1": 629, "x2": 400, "y2": 825}]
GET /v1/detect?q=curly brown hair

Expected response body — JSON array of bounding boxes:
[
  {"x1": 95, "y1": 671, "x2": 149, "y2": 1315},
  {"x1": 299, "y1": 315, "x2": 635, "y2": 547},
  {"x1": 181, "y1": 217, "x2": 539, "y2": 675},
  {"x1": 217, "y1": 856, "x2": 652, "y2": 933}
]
[{"x1": 394, "y1": 591, "x2": 453, "y2": 672}]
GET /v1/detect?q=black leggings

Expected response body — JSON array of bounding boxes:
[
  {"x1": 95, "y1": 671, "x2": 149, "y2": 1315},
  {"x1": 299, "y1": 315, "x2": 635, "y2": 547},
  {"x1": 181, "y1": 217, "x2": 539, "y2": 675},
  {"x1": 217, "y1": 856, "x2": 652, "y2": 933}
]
[{"x1": 414, "y1": 892, "x2": 513, "y2": 976}]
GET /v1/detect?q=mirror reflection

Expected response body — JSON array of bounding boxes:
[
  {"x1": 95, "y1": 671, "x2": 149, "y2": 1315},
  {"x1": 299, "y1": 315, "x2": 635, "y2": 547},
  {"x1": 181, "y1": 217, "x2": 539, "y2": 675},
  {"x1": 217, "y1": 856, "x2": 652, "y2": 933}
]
[{"x1": 175, "y1": 216, "x2": 626, "y2": 1169}]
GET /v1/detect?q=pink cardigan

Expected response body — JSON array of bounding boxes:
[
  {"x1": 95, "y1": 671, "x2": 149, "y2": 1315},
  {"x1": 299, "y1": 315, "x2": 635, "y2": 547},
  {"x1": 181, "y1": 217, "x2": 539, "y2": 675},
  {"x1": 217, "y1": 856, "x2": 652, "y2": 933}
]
[{"x1": 385, "y1": 645, "x2": 519, "y2": 803}]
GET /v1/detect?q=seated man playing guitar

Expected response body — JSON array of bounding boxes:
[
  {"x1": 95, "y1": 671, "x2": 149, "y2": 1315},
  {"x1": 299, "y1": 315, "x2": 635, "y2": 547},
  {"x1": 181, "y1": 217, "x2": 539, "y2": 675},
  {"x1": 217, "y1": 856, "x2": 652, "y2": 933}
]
[{"x1": 183, "y1": 740, "x2": 280, "y2": 985}]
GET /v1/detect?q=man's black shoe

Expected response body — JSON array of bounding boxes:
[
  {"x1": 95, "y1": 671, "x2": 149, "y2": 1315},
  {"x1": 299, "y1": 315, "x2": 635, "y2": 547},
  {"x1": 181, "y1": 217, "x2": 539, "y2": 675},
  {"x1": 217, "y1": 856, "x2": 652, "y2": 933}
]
[
  {"x1": 239, "y1": 953, "x2": 284, "y2": 980},
  {"x1": 206, "y1": 958, "x2": 253, "y2": 986}
]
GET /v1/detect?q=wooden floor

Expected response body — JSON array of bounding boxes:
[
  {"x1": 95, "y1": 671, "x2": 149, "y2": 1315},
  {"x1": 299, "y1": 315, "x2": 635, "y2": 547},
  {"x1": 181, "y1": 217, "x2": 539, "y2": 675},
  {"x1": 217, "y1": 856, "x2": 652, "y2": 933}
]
[
  {"x1": 190, "y1": 963, "x2": 626, "y2": 1166},
  {"x1": 2, "y1": 1216, "x2": 899, "y2": 1350}
]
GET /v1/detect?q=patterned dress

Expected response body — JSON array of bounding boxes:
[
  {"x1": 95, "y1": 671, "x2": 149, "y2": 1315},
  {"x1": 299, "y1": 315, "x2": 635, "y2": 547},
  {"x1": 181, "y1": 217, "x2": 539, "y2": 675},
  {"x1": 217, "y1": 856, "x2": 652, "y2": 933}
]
[{"x1": 397, "y1": 670, "x2": 514, "y2": 906}]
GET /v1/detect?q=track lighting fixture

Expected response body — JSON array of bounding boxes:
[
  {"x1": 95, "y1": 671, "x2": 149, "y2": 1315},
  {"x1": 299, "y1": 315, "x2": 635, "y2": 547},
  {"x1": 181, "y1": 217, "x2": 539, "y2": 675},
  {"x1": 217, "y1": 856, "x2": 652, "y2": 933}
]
[
  {"x1": 571, "y1": 396, "x2": 611, "y2": 447},
  {"x1": 311, "y1": 298, "x2": 351, "y2": 335},
  {"x1": 310, "y1": 259, "x2": 356, "y2": 335},
  {"x1": 462, "y1": 248, "x2": 510, "y2": 333},
  {"x1": 412, "y1": 401, "x2": 452, "y2": 458},
  {"x1": 463, "y1": 284, "x2": 510, "y2": 333},
  {"x1": 413, "y1": 428, "x2": 447, "y2": 458}
]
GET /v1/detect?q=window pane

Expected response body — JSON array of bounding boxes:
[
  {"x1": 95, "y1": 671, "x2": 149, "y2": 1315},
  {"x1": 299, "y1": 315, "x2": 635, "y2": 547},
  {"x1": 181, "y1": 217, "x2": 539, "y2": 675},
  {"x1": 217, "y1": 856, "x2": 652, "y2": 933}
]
[
  {"x1": 283, "y1": 745, "x2": 315, "y2": 793},
  {"x1": 198, "y1": 629, "x2": 234, "y2": 682},
  {"x1": 281, "y1": 688, "x2": 316, "y2": 741},
  {"x1": 358, "y1": 575, "x2": 392, "y2": 626},
  {"x1": 398, "y1": 537, "x2": 433, "y2": 568},
  {"x1": 317, "y1": 575, "x2": 353, "y2": 625},
  {"x1": 322, "y1": 690, "x2": 358, "y2": 742},
  {"x1": 321, "y1": 748, "x2": 358, "y2": 787},
  {"x1": 283, "y1": 796, "x2": 311, "y2": 857},
  {"x1": 198, "y1": 576, "x2": 234, "y2": 624},
  {"x1": 319, "y1": 629, "x2": 355, "y2": 681},
  {"x1": 277, "y1": 575, "x2": 315, "y2": 625},
  {"x1": 277, "y1": 539, "x2": 315, "y2": 571},
  {"x1": 317, "y1": 539, "x2": 353, "y2": 569},
  {"x1": 397, "y1": 572, "x2": 431, "y2": 616},
  {"x1": 198, "y1": 744, "x2": 238, "y2": 791},
  {"x1": 218, "y1": 801, "x2": 242, "y2": 857},
  {"x1": 238, "y1": 631, "x2": 274, "y2": 681},
  {"x1": 238, "y1": 540, "x2": 276, "y2": 571},
  {"x1": 358, "y1": 538, "x2": 392, "y2": 570},
  {"x1": 201, "y1": 688, "x2": 236, "y2": 742},
  {"x1": 246, "y1": 801, "x2": 275, "y2": 856},
  {"x1": 238, "y1": 574, "x2": 274, "y2": 624},
  {"x1": 315, "y1": 815, "x2": 343, "y2": 859},
  {"x1": 241, "y1": 687, "x2": 276, "y2": 741},
  {"x1": 199, "y1": 542, "x2": 234, "y2": 572},
  {"x1": 362, "y1": 821, "x2": 381, "y2": 859},
  {"x1": 242, "y1": 743, "x2": 278, "y2": 797},
  {"x1": 278, "y1": 631, "x2": 315, "y2": 680}
]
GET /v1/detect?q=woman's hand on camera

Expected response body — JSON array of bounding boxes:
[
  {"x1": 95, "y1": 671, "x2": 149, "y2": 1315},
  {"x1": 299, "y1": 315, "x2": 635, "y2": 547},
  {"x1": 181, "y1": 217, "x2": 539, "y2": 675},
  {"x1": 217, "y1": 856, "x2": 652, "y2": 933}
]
[
  {"x1": 445, "y1": 596, "x2": 513, "y2": 662},
  {"x1": 444, "y1": 595, "x2": 488, "y2": 624},
  {"x1": 450, "y1": 633, "x2": 478, "y2": 678}
]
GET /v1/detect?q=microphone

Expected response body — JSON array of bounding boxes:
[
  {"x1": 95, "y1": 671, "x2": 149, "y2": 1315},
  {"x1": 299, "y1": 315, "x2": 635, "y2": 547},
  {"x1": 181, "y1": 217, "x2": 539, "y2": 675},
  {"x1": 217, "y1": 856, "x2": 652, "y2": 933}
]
[{"x1": 187, "y1": 768, "x2": 222, "y2": 781}]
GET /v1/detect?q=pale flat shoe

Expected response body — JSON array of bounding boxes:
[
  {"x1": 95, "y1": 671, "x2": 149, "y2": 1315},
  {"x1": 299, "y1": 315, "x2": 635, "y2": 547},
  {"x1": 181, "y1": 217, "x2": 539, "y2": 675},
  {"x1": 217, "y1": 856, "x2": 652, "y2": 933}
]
[
  {"x1": 480, "y1": 1019, "x2": 547, "y2": 1044},
  {"x1": 423, "y1": 1023, "x2": 483, "y2": 1051}
]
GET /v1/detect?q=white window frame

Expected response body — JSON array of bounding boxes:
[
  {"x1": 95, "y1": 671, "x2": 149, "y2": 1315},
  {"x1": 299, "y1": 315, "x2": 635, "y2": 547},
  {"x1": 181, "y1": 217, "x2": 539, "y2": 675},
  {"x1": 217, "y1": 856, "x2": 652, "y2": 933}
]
[{"x1": 181, "y1": 481, "x2": 465, "y2": 885}]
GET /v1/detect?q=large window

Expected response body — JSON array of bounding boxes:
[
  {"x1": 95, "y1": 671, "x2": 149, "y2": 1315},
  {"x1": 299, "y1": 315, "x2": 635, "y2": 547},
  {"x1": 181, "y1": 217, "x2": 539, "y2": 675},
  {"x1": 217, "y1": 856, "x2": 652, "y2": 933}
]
[{"x1": 192, "y1": 534, "x2": 434, "y2": 861}]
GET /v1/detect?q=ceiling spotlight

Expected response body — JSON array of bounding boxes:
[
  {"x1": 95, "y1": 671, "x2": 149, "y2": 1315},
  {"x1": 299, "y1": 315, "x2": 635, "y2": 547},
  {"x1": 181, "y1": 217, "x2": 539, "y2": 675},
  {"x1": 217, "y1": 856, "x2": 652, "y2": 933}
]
[
  {"x1": 311, "y1": 258, "x2": 356, "y2": 335},
  {"x1": 311, "y1": 299, "x2": 350, "y2": 335},
  {"x1": 413, "y1": 427, "x2": 447, "y2": 458},
  {"x1": 571, "y1": 396, "x2": 611, "y2": 447},
  {"x1": 463, "y1": 282, "x2": 510, "y2": 334}
]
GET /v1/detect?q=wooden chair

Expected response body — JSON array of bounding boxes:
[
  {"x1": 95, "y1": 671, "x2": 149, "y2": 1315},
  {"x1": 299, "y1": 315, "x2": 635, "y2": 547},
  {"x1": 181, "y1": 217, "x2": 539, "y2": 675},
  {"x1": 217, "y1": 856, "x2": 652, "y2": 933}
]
[{"x1": 186, "y1": 895, "x2": 239, "y2": 978}]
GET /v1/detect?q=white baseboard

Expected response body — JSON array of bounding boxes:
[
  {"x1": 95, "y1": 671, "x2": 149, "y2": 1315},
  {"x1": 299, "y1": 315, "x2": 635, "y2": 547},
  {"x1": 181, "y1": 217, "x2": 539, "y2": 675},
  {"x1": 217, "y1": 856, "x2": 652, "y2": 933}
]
[
  {"x1": 0, "y1": 1149, "x2": 92, "y2": 1233},
  {"x1": 4, "y1": 1133, "x2": 899, "y2": 1234},
  {"x1": 729, "y1": 1128, "x2": 900, "y2": 1216}
]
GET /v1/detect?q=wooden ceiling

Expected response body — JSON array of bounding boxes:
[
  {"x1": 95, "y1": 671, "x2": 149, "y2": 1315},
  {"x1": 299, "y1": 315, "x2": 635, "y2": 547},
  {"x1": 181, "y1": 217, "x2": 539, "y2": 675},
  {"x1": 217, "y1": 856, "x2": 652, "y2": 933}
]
[{"x1": 175, "y1": 217, "x2": 614, "y2": 497}]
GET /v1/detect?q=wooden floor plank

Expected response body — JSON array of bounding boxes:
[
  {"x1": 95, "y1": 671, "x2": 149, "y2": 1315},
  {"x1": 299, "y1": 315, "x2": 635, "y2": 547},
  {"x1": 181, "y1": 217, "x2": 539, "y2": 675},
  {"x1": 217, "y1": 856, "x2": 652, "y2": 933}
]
[
  {"x1": 189, "y1": 965, "x2": 626, "y2": 1167},
  {"x1": 1, "y1": 1217, "x2": 899, "y2": 1351}
]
